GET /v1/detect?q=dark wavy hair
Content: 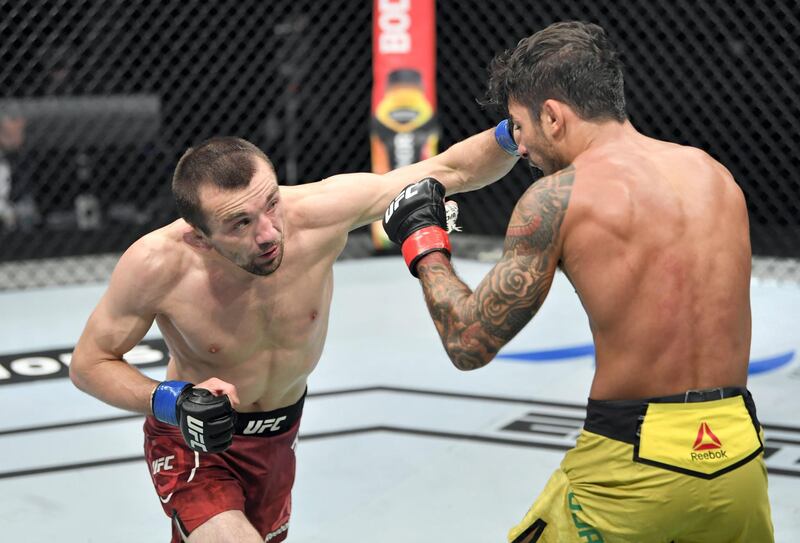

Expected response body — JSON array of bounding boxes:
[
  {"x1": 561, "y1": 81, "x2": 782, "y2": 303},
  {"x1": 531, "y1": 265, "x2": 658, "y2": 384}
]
[
  {"x1": 172, "y1": 137, "x2": 273, "y2": 235},
  {"x1": 486, "y1": 21, "x2": 626, "y2": 122}
]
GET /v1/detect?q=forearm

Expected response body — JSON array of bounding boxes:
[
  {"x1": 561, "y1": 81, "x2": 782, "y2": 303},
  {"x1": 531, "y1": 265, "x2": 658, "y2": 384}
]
[
  {"x1": 70, "y1": 356, "x2": 159, "y2": 415},
  {"x1": 435, "y1": 128, "x2": 518, "y2": 195},
  {"x1": 388, "y1": 171, "x2": 559, "y2": 371},
  {"x1": 347, "y1": 127, "x2": 516, "y2": 228},
  {"x1": 416, "y1": 253, "x2": 497, "y2": 370}
]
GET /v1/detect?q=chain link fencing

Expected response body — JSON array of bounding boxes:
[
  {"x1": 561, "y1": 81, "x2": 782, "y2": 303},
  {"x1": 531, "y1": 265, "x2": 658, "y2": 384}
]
[{"x1": 0, "y1": 0, "x2": 797, "y2": 289}]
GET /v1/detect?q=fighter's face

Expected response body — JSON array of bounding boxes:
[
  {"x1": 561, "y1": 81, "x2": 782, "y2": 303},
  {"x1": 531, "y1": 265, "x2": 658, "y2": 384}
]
[
  {"x1": 199, "y1": 159, "x2": 285, "y2": 276},
  {"x1": 508, "y1": 100, "x2": 565, "y2": 177}
]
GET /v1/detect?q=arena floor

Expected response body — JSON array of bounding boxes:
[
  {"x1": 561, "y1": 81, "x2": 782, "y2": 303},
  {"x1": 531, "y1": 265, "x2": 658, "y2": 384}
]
[{"x1": 1, "y1": 257, "x2": 798, "y2": 542}]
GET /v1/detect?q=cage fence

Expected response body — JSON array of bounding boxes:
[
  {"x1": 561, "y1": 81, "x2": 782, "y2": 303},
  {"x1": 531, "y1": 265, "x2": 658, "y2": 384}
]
[{"x1": 0, "y1": 0, "x2": 797, "y2": 289}]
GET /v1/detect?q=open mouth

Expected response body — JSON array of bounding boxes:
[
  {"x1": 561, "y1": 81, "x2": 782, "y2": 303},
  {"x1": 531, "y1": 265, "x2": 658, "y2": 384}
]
[{"x1": 258, "y1": 245, "x2": 278, "y2": 260}]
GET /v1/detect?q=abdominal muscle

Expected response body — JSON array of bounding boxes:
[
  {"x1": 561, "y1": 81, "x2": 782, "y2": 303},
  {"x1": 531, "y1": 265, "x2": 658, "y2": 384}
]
[{"x1": 154, "y1": 275, "x2": 332, "y2": 413}]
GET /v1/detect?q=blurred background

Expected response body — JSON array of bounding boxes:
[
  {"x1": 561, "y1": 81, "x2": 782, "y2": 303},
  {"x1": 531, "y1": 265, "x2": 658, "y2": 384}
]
[{"x1": 0, "y1": 0, "x2": 797, "y2": 285}]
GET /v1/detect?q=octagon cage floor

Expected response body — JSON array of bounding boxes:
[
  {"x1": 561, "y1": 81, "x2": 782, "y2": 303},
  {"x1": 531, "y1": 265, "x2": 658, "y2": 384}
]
[{"x1": 1, "y1": 256, "x2": 798, "y2": 542}]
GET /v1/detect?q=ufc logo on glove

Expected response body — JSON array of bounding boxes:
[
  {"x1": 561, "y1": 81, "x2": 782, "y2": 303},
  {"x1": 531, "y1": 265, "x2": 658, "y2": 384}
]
[
  {"x1": 384, "y1": 181, "x2": 423, "y2": 222},
  {"x1": 382, "y1": 177, "x2": 457, "y2": 277}
]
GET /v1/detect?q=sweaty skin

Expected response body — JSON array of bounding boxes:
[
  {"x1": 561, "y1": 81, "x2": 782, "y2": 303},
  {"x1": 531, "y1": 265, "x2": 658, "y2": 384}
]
[
  {"x1": 70, "y1": 128, "x2": 516, "y2": 413},
  {"x1": 417, "y1": 103, "x2": 751, "y2": 400}
]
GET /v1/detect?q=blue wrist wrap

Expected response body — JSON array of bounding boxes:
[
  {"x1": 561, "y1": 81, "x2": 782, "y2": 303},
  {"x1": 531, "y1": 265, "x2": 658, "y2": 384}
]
[
  {"x1": 152, "y1": 380, "x2": 192, "y2": 426},
  {"x1": 494, "y1": 119, "x2": 519, "y2": 156}
]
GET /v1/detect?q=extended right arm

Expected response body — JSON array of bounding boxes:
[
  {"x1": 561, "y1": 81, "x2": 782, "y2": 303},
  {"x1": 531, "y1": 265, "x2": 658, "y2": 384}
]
[{"x1": 291, "y1": 121, "x2": 520, "y2": 233}]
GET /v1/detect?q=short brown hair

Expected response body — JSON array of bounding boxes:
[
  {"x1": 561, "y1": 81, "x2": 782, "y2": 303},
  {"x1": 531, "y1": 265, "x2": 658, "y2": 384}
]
[
  {"x1": 486, "y1": 21, "x2": 626, "y2": 123},
  {"x1": 172, "y1": 137, "x2": 273, "y2": 234}
]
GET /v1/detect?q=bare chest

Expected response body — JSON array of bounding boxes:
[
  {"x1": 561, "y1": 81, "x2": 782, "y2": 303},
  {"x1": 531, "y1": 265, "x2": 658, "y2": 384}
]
[{"x1": 158, "y1": 266, "x2": 334, "y2": 365}]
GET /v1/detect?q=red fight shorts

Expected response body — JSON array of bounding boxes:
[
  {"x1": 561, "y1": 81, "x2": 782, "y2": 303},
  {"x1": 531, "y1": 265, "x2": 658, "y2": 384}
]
[{"x1": 143, "y1": 392, "x2": 305, "y2": 542}]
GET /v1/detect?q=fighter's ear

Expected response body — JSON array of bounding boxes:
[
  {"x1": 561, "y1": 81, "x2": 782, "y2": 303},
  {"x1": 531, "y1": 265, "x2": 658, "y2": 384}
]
[
  {"x1": 541, "y1": 99, "x2": 566, "y2": 139},
  {"x1": 183, "y1": 228, "x2": 213, "y2": 250}
]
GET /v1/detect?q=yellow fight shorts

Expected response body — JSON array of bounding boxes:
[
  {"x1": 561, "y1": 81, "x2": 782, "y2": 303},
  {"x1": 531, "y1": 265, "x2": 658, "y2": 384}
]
[{"x1": 508, "y1": 387, "x2": 773, "y2": 543}]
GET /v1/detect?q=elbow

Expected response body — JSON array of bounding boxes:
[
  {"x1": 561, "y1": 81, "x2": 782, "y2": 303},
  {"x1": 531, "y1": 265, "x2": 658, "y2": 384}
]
[
  {"x1": 448, "y1": 350, "x2": 494, "y2": 371},
  {"x1": 68, "y1": 350, "x2": 93, "y2": 392},
  {"x1": 68, "y1": 361, "x2": 85, "y2": 391}
]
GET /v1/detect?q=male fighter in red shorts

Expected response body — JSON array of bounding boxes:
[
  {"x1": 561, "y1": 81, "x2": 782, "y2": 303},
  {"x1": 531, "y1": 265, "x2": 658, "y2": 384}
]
[{"x1": 70, "y1": 129, "x2": 517, "y2": 542}]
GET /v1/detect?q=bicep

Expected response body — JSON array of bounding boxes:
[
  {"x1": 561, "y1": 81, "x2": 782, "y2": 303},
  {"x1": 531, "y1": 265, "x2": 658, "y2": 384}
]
[
  {"x1": 73, "y1": 252, "x2": 160, "y2": 366},
  {"x1": 471, "y1": 168, "x2": 575, "y2": 348},
  {"x1": 77, "y1": 292, "x2": 156, "y2": 360},
  {"x1": 472, "y1": 258, "x2": 553, "y2": 345}
]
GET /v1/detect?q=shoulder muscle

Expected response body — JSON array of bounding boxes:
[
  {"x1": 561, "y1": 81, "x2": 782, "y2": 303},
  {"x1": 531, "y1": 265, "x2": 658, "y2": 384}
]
[
  {"x1": 508, "y1": 165, "x2": 576, "y2": 256},
  {"x1": 106, "y1": 232, "x2": 183, "y2": 314}
]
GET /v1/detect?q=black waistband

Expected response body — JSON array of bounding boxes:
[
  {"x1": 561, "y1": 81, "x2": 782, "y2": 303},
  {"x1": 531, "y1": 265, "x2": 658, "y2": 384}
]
[
  {"x1": 584, "y1": 387, "x2": 758, "y2": 445},
  {"x1": 234, "y1": 390, "x2": 306, "y2": 437}
]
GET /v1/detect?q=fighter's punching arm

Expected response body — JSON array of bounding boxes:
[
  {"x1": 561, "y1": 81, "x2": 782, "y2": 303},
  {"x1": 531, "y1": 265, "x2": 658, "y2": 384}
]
[
  {"x1": 384, "y1": 167, "x2": 574, "y2": 370},
  {"x1": 70, "y1": 238, "x2": 237, "y2": 453},
  {"x1": 295, "y1": 122, "x2": 519, "y2": 232},
  {"x1": 384, "y1": 122, "x2": 519, "y2": 196}
]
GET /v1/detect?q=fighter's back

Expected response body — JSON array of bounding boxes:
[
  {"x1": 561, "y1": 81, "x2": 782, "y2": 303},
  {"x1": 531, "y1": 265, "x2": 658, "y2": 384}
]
[{"x1": 562, "y1": 133, "x2": 752, "y2": 400}]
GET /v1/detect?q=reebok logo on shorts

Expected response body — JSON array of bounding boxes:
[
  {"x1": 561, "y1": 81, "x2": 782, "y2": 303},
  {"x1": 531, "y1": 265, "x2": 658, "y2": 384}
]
[
  {"x1": 692, "y1": 422, "x2": 722, "y2": 450},
  {"x1": 690, "y1": 422, "x2": 727, "y2": 461}
]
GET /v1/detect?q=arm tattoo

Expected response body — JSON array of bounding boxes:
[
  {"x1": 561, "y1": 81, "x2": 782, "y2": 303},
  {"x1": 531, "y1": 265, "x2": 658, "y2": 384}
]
[{"x1": 417, "y1": 166, "x2": 575, "y2": 370}]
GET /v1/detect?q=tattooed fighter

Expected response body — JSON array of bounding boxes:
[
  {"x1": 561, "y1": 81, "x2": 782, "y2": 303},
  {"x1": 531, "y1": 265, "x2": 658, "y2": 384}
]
[{"x1": 383, "y1": 21, "x2": 772, "y2": 543}]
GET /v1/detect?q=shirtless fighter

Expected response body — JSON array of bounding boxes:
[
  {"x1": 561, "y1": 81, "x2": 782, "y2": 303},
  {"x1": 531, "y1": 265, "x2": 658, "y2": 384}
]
[
  {"x1": 69, "y1": 131, "x2": 517, "y2": 542},
  {"x1": 384, "y1": 21, "x2": 773, "y2": 542}
]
